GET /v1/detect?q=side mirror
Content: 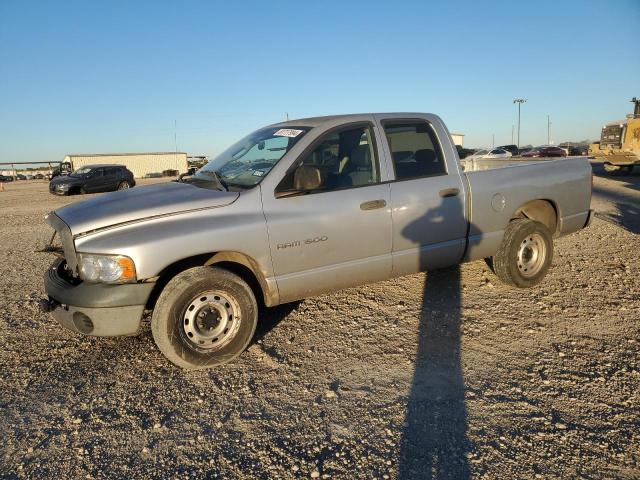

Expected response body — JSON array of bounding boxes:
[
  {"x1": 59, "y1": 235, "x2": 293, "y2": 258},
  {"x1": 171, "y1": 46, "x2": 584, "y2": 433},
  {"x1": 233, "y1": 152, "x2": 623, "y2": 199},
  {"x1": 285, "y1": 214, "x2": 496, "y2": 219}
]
[
  {"x1": 274, "y1": 165, "x2": 327, "y2": 199},
  {"x1": 258, "y1": 141, "x2": 265, "y2": 151}
]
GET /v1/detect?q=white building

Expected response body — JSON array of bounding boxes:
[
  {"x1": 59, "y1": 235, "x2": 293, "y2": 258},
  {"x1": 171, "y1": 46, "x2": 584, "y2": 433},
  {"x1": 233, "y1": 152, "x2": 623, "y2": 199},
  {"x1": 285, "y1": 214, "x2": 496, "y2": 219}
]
[
  {"x1": 63, "y1": 152, "x2": 188, "y2": 178},
  {"x1": 450, "y1": 133, "x2": 465, "y2": 147}
]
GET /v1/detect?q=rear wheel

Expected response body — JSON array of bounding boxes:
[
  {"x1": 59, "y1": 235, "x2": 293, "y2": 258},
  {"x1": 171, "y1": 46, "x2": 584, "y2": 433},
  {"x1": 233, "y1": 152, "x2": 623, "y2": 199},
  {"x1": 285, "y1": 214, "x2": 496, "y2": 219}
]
[
  {"x1": 151, "y1": 267, "x2": 258, "y2": 369},
  {"x1": 491, "y1": 219, "x2": 553, "y2": 288},
  {"x1": 603, "y1": 162, "x2": 621, "y2": 173}
]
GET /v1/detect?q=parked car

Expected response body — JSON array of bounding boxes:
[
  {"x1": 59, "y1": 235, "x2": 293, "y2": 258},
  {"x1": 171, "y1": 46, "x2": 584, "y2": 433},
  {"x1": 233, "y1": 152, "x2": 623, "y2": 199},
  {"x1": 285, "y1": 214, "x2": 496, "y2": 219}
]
[
  {"x1": 42, "y1": 112, "x2": 593, "y2": 369},
  {"x1": 465, "y1": 148, "x2": 512, "y2": 160},
  {"x1": 48, "y1": 164, "x2": 135, "y2": 195},
  {"x1": 497, "y1": 144, "x2": 520, "y2": 156},
  {"x1": 34, "y1": 173, "x2": 45, "y2": 180},
  {"x1": 522, "y1": 146, "x2": 567, "y2": 158}
]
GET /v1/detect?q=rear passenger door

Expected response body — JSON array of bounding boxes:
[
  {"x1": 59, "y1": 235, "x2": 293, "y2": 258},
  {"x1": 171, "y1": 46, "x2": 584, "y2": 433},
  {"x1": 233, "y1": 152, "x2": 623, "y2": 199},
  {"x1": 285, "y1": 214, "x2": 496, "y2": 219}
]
[{"x1": 378, "y1": 117, "x2": 467, "y2": 276}]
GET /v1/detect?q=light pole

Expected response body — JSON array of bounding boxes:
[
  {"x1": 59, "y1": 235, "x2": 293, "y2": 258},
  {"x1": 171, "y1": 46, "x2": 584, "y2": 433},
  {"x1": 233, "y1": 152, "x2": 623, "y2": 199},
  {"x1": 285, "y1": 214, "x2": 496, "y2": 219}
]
[
  {"x1": 513, "y1": 98, "x2": 527, "y2": 148},
  {"x1": 547, "y1": 115, "x2": 551, "y2": 144}
]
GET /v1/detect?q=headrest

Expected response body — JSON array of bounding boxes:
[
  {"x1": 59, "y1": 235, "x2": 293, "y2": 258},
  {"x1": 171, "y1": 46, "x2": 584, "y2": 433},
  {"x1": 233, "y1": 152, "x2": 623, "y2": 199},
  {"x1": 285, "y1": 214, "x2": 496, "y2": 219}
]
[
  {"x1": 294, "y1": 165, "x2": 327, "y2": 190},
  {"x1": 350, "y1": 145, "x2": 370, "y2": 168},
  {"x1": 393, "y1": 150, "x2": 413, "y2": 162}
]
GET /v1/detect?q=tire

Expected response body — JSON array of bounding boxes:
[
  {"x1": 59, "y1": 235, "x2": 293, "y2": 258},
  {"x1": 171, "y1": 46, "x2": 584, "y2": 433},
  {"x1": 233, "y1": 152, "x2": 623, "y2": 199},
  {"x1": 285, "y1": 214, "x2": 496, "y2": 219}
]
[
  {"x1": 603, "y1": 162, "x2": 621, "y2": 173},
  {"x1": 151, "y1": 267, "x2": 258, "y2": 369},
  {"x1": 117, "y1": 181, "x2": 131, "y2": 190},
  {"x1": 623, "y1": 165, "x2": 634, "y2": 174},
  {"x1": 491, "y1": 219, "x2": 553, "y2": 288}
]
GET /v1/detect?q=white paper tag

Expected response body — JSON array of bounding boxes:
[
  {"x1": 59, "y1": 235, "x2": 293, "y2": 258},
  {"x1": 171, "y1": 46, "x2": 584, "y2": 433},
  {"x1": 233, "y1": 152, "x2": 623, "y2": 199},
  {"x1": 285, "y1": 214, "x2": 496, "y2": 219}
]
[
  {"x1": 252, "y1": 170, "x2": 265, "y2": 177},
  {"x1": 274, "y1": 128, "x2": 303, "y2": 138}
]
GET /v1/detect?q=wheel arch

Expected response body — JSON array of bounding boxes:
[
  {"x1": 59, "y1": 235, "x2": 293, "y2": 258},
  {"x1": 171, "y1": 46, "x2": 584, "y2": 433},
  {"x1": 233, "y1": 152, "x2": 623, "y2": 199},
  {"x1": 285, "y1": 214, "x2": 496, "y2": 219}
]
[
  {"x1": 145, "y1": 251, "x2": 276, "y2": 311},
  {"x1": 511, "y1": 199, "x2": 558, "y2": 234}
]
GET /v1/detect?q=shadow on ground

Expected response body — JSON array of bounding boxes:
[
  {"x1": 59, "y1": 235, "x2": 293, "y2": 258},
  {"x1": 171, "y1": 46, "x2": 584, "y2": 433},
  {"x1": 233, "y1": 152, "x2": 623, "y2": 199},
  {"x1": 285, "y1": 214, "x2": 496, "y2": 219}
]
[
  {"x1": 398, "y1": 267, "x2": 470, "y2": 479},
  {"x1": 398, "y1": 190, "x2": 471, "y2": 479}
]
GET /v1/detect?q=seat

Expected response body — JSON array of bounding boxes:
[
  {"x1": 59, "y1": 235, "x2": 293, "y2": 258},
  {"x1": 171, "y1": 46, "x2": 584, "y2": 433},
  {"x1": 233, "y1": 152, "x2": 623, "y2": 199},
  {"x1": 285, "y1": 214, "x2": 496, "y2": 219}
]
[
  {"x1": 346, "y1": 145, "x2": 373, "y2": 186},
  {"x1": 294, "y1": 165, "x2": 328, "y2": 190},
  {"x1": 414, "y1": 149, "x2": 442, "y2": 176}
]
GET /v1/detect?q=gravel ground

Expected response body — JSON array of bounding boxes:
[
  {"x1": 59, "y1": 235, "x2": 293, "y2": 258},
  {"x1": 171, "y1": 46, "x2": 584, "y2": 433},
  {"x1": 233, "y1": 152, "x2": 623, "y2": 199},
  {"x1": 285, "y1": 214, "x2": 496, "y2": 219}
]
[{"x1": 0, "y1": 163, "x2": 638, "y2": 479}]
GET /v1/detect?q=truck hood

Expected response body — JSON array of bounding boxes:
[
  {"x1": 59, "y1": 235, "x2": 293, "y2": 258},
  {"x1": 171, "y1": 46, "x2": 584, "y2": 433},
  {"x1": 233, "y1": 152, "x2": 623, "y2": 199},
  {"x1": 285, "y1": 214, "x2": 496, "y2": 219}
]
[{"x1": 53, "y1": 182, "x2": 239, "y2": 235}]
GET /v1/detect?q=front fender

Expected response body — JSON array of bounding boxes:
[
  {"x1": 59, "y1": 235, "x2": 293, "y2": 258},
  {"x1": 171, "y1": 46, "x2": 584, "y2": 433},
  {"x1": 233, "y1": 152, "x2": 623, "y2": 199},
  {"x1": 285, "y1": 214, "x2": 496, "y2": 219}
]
[{"x1": 73, "y1": 193, "x2": 274, "y2": 283}]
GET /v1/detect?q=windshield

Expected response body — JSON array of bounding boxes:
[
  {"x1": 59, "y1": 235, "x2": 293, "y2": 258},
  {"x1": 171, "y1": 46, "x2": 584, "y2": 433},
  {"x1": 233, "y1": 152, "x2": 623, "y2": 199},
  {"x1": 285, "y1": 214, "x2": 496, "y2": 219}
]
[
  {"x1": 193, "y1": 126, "x2": 309, "y2": 190},
  {"x1": 71, "y1": 167, "x2": 93, "y2": 176}
]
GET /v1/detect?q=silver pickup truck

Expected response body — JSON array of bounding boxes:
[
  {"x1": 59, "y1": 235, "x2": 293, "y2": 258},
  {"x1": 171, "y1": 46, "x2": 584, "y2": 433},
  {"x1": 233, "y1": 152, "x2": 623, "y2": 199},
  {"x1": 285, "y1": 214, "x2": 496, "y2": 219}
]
[{"x1": 43, "y1": 113, "x2": 593, "y2": 369}]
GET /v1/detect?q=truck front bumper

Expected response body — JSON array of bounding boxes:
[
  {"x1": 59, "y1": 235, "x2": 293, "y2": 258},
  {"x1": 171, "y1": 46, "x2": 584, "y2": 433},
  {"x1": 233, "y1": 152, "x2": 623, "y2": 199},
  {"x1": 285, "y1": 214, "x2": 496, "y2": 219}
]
[{"x1": 43, "y1": 259, "x2": 155, "y2": 337}]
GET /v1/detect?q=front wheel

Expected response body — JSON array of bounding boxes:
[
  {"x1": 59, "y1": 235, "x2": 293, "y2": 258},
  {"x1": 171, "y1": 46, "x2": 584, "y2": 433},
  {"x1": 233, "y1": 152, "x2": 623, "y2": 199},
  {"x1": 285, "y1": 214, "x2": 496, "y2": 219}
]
[
  {"x1": 151, "y1": 267, "x2": 258, "y2": 369},
  {"x1": 491, "y1": 219, "x2": 553, "y2": 288},
  {"x1": 117, "y1": 181, "x2": 131, "y2": 190}
]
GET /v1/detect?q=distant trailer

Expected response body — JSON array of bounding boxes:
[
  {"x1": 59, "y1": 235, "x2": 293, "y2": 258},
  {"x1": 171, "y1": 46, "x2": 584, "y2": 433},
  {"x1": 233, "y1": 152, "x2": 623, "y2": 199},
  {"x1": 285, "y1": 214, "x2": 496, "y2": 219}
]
[
  {"x1": 62, "y1": 152, "x2": 188, "y2": 178},
  {"x1": 450, "y1": 133, "x2": 464, "y2": 147}
]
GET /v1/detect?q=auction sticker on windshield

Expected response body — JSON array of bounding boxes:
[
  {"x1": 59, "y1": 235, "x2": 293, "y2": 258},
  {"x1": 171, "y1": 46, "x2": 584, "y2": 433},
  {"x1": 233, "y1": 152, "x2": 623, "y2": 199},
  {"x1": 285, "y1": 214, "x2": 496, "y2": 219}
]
[{"x1": 274, "y1": 128, "x2": 304, "y2": 138}]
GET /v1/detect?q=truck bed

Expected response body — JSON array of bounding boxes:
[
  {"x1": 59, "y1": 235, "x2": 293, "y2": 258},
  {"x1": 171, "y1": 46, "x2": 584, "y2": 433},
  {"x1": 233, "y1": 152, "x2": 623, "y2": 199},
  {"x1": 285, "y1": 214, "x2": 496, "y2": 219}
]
[
  {"x1": 460, "y1": 155, "x2": 586, "y2": 172},
  {"x1": 460, "y1": 156, "x2": 593, "y2": 262}
]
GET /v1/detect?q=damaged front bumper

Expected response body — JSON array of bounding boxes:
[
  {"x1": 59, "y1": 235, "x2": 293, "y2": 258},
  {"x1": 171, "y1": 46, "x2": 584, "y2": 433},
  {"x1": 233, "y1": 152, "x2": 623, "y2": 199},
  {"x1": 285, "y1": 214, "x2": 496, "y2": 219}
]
[{"x1": 43, "y1": 259, "x2": 155, "y2": 336}]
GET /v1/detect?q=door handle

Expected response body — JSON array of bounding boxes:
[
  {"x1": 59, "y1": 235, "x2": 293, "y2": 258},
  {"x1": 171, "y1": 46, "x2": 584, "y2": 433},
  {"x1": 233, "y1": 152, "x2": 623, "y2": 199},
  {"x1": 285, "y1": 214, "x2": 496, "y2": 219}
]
[
  {"x1": 360, "y1": 199, "x2": 387, "y2": 210},
  {"x1": 439, "y1": 188, "x2": 460, "y2": 198}
]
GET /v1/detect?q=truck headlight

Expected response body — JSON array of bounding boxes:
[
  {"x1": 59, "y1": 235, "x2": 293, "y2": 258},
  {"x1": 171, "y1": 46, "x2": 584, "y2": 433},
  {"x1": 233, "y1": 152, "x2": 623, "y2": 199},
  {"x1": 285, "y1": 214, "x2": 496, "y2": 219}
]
[{"x1": 77, "y1": 254, "x2": 137, "y2": 283}]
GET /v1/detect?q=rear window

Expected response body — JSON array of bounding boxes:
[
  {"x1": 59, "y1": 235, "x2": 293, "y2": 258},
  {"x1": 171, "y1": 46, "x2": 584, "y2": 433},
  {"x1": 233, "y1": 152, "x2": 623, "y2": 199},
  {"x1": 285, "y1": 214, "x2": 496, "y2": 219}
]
[{"x1": 383, "y1": 122, "x2": 446, "y2": 180}]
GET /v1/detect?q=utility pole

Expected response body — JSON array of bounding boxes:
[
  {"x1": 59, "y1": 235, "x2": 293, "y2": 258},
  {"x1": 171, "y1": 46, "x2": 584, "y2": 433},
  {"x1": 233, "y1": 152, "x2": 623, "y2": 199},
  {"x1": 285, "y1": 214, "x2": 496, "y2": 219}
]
[
  {"x1": 492, "y1": 134, "x2": 495, "y2": 148},
  {"x1": 547, "y1": 115, "x2": 551, "y2": 144},
  {"x1": 513, "y1": 98, "x2": 527, "y2": 149},
  {"x1": 174, "y1": 119, "x2": 178, "y2": 152},
  {"x1": 511, "y1": 124, "x2": 514, "y2": 144}
]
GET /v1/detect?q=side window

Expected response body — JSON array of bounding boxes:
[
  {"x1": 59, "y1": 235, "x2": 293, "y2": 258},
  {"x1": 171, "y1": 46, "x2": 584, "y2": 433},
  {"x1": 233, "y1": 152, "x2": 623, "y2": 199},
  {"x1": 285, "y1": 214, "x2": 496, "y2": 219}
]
[
  {"x1": 383, "y1": 122, "x2": 446, "y2": 180},
  {"x1": 276, "y1": 125, "x2": 380, "y2": 194}
]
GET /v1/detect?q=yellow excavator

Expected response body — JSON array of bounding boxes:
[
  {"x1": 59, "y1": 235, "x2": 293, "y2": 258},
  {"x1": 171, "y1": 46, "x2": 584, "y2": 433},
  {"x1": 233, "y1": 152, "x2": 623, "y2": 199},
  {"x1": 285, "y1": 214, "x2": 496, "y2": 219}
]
[{"x1": 590, "y1": 98, "x2": 640, "y2": 173}]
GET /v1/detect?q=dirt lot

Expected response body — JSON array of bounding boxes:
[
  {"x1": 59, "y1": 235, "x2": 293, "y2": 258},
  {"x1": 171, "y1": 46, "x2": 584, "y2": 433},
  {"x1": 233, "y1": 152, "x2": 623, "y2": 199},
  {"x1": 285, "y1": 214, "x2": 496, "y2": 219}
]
[{"x1": 0, "y1": 164, "x2": 638, "y2": 479}]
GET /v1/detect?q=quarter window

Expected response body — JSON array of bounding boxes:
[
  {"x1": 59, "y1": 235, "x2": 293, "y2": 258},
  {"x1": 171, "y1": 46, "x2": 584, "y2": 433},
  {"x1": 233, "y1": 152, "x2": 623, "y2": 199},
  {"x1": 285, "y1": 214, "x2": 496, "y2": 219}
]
[
  {"x1": 384, "y1": 122, "x2": 446, "y2": 180},
  {"x1": 277, "y1": 125, "x2": 380, "y2": 194}
]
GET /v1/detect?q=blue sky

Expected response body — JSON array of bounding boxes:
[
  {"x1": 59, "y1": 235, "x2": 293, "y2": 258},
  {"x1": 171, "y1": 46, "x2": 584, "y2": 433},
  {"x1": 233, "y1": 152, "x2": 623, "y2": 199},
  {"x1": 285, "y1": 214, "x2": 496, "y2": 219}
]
[{"x1": 1, "y1": 0, "x2": 639, "y2": 163}]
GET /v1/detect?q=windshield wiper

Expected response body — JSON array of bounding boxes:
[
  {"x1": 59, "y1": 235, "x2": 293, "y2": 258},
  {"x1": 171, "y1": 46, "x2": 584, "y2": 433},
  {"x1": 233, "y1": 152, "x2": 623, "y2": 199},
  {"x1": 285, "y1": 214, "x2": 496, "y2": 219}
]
[{"x1": 198, "y1": 170, "x2": 229, "y2": 191}]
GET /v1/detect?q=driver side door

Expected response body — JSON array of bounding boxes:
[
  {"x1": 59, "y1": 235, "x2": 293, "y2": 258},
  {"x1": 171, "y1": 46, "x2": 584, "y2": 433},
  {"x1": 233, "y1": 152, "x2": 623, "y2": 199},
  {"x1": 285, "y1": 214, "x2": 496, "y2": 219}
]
[
  {"x1": 261, "y1": 123, "x2": 392, "y2": 303},
  {"x1": 83, "y1": 168, "x2": 104, "y2": 192}
]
